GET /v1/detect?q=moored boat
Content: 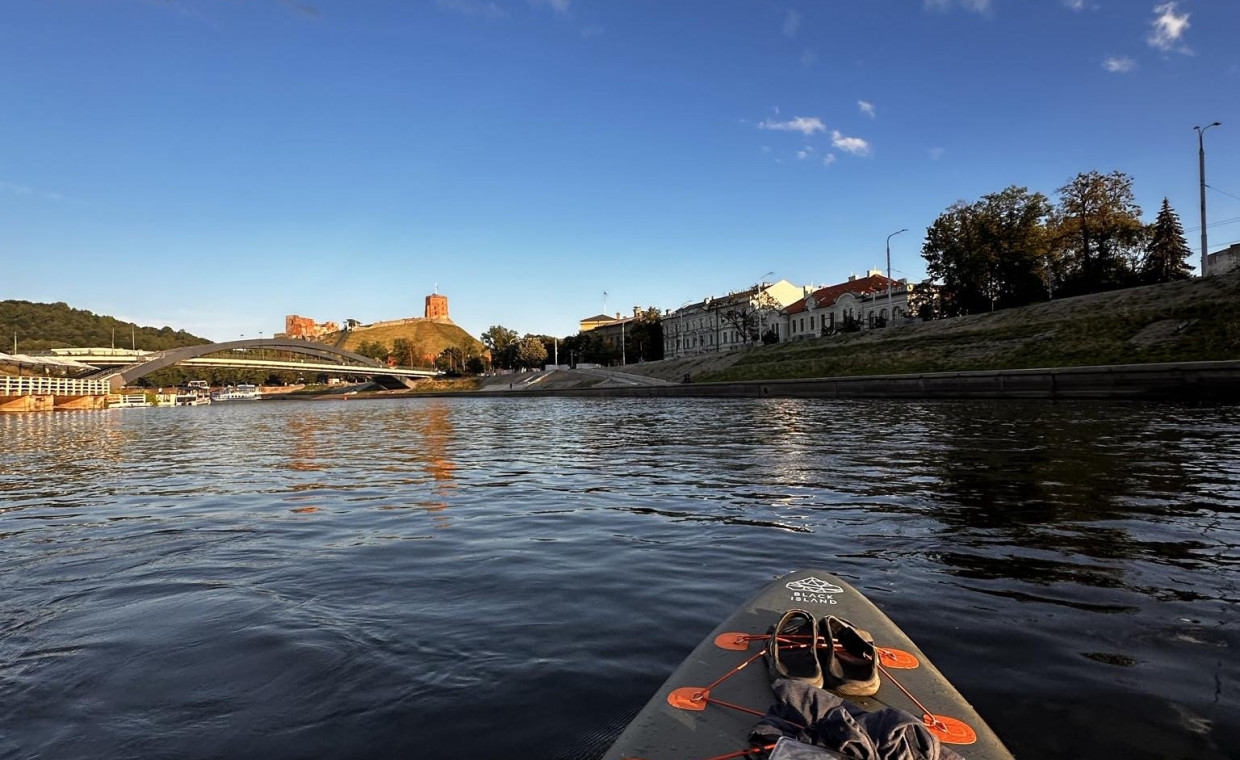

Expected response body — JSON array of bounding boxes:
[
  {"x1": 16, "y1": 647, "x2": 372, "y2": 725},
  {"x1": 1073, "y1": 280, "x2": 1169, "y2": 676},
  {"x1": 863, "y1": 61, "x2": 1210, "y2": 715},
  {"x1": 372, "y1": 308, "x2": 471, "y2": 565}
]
[{"x1": 210, "y1": 383, "x2": 261, "y2": 401}]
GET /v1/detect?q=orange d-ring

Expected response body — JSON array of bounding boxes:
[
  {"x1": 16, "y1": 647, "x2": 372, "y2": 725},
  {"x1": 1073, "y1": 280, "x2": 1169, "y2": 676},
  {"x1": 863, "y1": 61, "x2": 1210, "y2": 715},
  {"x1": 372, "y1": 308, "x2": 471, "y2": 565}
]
[
  {"x1": 713, "y1": 632, "x2": 753, "y2": 651},
  {"x1": 668, "y1": 687, "x2": 710, "y2": 711},
  {"x1": 876, "y1": 647, "x2": 919, "y2": 669},
  {"x1": 924, "y1": 715, "x2": 977, "y2": 745}
]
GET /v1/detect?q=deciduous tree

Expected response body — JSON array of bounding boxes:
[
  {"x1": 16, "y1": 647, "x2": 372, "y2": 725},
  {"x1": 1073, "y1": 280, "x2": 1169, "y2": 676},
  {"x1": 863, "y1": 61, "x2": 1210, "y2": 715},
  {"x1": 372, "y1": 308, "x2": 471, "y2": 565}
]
[
  {"x1": 1052, "y1": 170, "x2": 1145, "y2": 294},
  {"x1": 515, "y1": 335, "x2": 548, "y2": 369}
]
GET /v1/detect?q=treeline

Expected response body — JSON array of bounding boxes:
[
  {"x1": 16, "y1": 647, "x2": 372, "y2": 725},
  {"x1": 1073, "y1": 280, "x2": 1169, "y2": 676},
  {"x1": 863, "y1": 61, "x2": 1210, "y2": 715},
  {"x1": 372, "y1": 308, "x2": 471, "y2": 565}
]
[
  {"x1": 920, "y1": 171, "x2": 1194, "y2": 317},
  {"x1": 480, "y1": 308, "x2": 664, "y2": 372},
  {"x1": 353, "y1": 337, "x2": 491, "y2": 375},
  {"x1": 0, "y1": 300, "x2": 211, "y2": 351},
  {"x1": 346, "y1": 309, "x2": 665, "y2": 376}
]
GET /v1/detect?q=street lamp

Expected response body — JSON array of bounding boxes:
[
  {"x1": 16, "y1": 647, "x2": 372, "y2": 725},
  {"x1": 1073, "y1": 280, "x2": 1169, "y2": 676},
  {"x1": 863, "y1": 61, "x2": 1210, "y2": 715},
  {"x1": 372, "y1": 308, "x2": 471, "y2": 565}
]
[
  {"x1": 886, "y1": 229, "x2": 908, "y2": 325},
  {"x1": 752, "y1": 271, "x2": 774, "y2": 345},
  {"x1": 1195, "y1": 122, "x2": 1222, "y2": 277}
]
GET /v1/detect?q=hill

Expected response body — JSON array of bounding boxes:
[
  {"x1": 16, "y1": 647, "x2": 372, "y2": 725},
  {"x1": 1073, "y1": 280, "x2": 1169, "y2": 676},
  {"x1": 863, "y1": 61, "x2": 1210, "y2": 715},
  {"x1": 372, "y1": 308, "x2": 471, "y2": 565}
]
[
  {"x1": 614, "y1": 272, "x2": 1240, "y2": 383},
  {"x1": 0, "y1": 300, "x2": 211, "y2": 352},
  {"x1": 319, "y1": 320, "x2": 484, "y2": 365}
]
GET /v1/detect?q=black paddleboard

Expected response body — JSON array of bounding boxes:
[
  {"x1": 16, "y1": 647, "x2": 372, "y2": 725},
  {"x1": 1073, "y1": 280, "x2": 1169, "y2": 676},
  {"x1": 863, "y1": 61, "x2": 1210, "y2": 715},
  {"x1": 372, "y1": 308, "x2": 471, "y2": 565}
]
[{"x1": 603, "y1": 570, "x2": 1013, "y2": 760}]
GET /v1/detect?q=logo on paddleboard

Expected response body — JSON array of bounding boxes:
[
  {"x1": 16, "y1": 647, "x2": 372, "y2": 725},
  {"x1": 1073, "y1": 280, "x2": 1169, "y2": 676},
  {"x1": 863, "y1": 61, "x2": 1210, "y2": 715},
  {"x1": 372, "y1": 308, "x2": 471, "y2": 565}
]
[{"x1": 786, "y1": 576, "x2": 843, "y2": 605}]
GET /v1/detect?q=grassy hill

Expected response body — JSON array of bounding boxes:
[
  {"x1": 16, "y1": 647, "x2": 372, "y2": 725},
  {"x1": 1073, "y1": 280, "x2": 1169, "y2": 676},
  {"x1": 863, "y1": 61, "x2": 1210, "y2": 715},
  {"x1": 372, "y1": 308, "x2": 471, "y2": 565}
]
[
  {"x1": 615, "y1": 272, "x2": 1240, "y2": 383},
  {"x1": 319, "y1": 320, "x2": 484, "y2": 365},
  {"x1": 0, "y1": 300, "x2": 211, "y2": 352}
]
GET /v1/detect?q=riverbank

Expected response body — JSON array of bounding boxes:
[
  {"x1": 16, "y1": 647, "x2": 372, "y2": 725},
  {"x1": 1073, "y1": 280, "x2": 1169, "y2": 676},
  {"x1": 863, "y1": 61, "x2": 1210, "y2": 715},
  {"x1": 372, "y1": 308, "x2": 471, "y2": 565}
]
[{"x1": 620, "y1": 271, "x2": 1240, "y2": 384}]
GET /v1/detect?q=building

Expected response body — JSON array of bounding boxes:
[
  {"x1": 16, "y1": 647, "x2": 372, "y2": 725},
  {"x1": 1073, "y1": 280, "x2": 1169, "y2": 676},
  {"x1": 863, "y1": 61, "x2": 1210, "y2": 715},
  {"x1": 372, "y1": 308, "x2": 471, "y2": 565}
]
[
  {"x1": 284, "y1": 315, "x2": 341, "y2": 340},
  {"x1": 589, "y1": 308, "x2": 643, "y2": 355},
  {"x1": 579, "y1": 314, "x2": 617, "y2": 332},
  {"x1": 425, "y1": 293, "x2": 450, "y2": 322},
  {"x1": 1206, "y1": 243, "x2": 1240, "y2": 277},
  {"x1": 783, "y1": 271, "x2": 910, "y2": 340},
  {"x1": 662, "y1": 279, "x2": 805, "y2": 359},
  {"x1": 282, "y1": 292, "x2": 454, "y2": 339}
]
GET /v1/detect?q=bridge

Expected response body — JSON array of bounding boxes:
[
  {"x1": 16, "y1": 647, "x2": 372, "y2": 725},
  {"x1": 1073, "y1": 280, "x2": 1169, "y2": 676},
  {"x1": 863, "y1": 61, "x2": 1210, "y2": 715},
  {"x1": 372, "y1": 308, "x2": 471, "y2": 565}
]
[{"x1": 54, "y1": 339, "x2": 439, "y2": 390}]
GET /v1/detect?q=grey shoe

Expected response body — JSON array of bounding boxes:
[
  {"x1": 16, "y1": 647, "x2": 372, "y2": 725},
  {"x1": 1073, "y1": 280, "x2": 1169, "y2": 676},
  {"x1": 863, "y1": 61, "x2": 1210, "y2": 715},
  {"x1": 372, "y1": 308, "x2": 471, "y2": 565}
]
[{"x1": 765, "y1": 609, "x2": 824, "y2": 688}]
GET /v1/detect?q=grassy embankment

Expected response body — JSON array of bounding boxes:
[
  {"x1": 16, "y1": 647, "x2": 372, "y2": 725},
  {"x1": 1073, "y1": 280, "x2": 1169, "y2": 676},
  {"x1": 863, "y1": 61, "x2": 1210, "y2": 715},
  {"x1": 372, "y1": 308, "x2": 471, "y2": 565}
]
[
  {"x1": 625, "y1": 273, "x2": 1240, "y2": 384},
  {"x1": 322, "y1": 320, "x2": 483, "y2": 359}
]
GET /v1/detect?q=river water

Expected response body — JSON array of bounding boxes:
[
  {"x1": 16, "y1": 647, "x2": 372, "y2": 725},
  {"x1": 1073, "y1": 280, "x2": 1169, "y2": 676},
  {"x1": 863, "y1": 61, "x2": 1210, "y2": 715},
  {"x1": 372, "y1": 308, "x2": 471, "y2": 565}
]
[{"x1": 1, "y1": 397, "x2": 1236, "y2": 759}]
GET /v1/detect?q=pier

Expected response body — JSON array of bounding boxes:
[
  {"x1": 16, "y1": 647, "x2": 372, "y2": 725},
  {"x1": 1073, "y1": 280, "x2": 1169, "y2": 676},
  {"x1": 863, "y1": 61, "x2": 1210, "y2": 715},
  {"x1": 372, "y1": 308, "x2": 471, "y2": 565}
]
[{"x1": 0, "y1": 375, "x2": 111, "y2": 412}]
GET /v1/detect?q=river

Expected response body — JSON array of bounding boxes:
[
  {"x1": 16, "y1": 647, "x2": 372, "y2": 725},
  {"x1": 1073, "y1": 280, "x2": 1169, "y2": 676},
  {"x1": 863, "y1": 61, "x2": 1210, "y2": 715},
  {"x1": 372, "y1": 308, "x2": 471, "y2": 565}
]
[{"x1": 1, "y1": 397, "x2": 1236, "y2": 759}]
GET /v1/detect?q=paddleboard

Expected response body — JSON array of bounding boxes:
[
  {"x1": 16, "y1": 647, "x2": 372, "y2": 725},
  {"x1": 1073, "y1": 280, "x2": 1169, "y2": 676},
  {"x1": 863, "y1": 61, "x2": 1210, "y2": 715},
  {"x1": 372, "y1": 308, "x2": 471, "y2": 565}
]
[{"x1": 603, "y1": 570, "x2": 1014, "y2": 760}]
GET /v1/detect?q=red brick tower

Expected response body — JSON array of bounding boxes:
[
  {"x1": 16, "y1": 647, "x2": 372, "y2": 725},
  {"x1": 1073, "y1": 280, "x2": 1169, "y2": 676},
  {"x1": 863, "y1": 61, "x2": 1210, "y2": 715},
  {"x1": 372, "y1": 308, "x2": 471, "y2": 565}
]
[{"x1": 425, "y1": 293, "x2": 449, "y2": 322}]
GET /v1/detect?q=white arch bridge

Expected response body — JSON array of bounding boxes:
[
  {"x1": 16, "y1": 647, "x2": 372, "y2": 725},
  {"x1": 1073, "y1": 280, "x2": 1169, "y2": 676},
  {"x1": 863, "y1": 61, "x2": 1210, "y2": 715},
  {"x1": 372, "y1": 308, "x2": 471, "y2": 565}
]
[{"x1": 57, "y1": 339, "x2": 438, "y2": 391}]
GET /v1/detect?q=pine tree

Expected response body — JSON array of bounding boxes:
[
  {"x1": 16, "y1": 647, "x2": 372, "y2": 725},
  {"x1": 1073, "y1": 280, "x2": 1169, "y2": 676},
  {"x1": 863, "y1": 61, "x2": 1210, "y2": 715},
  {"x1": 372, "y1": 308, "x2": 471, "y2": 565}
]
[{"x1": 1141, "y1": 198, "x2": 1194, "y2": 284}]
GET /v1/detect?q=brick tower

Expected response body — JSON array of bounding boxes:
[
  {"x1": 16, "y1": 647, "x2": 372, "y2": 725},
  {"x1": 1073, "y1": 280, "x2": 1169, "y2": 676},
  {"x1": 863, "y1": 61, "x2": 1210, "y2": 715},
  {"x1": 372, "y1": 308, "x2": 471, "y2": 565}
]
[{"x1": 425, "y1": 292, "x2": 450, "y2": 322}]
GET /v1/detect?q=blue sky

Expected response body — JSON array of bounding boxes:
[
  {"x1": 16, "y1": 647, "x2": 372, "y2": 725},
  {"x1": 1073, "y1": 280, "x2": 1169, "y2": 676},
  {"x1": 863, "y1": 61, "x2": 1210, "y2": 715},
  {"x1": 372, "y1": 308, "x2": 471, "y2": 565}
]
[{"x1": 2, "y1": 0, "x2": 1238, "y2": 342}]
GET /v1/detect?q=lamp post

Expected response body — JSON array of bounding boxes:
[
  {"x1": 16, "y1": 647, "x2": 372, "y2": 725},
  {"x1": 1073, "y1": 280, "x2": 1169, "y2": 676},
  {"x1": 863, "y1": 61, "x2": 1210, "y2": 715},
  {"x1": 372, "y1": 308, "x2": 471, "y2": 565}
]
[
  {"x1": 1195, "y1": 122, "x2": 1222, "y2": 277},
  {"x1": 753, "y1": 271, "x2": 774, "y2": 345},
  {"x1": 886, "y1": 229, "x2": 908, "y2": 325}
]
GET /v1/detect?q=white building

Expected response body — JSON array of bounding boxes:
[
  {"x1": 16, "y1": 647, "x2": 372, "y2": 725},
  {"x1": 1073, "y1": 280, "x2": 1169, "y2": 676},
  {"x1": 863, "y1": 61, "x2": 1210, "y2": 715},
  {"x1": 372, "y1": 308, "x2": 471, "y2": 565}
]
[
  {"x1": 663, "y1": 279, "x2": 806, "y2": 359},
  {"x1": 782, "y1": 271, "x2": 912, "y2": 340}
]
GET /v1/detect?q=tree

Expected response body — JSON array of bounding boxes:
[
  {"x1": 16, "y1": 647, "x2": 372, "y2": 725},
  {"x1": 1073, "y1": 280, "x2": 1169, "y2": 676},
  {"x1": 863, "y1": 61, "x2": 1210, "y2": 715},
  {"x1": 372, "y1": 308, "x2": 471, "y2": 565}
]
[
  {"x1": 515, "y1": 335, "x2": 548, "y2": 369},
  {"x1": 356, "y1": 340, "x2": 389, "y2": 362},
  {"x1": 921, "y1": 200, "x2": 991, "y2": 316},
  {"x1": 719, "y1": 288, "x2": 780, "y2": 346},
  {"x1": 391, "y1": 338, "x2": 416, "y2": 367},
  {"x1": 436, "y1": 346, "x2": 466, "y2": 373},
  {"x1": 480, "y1": 325, "x2": 519, "y2": 369},
  {"x1": 625, "y1": 307, "x2": 664, "y2": 362},
  {"x1": 921, "y1": 187, "x2": 1052, "y2": 315},
  {"x1": 1052, "y1": 170, "x2": 1145, "y2": 295},
  {"x1": 980, "y1": 186, "x2": 1053, "y2": 308},
  {"x1": 1141, "y1": 198, "x2": 1194, "y2": 284}
]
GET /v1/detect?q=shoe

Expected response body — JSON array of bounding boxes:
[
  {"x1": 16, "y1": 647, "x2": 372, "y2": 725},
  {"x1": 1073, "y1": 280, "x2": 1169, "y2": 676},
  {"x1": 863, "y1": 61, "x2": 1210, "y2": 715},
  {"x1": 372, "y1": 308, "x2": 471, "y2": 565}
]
[
  {"x1": 765, "y1": 609, "x2": 823, "y2": 688},
  {"x1": 818, "y1": 616, "x2": 880, "y2": 696}
]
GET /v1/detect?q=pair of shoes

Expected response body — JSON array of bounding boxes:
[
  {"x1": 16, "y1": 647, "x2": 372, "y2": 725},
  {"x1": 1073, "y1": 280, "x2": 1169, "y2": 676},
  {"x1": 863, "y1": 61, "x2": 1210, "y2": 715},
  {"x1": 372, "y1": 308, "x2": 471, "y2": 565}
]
[{"x1": 764, "y1": 610, "x2": 880, "y2": 697}]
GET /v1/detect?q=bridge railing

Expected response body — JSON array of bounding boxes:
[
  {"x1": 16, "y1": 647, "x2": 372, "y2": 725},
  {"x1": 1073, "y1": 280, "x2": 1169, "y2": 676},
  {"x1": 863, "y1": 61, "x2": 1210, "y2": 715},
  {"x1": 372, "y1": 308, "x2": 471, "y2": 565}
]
[{"x1": 1, "y1": 375, "x2": 112, "y2": 397}]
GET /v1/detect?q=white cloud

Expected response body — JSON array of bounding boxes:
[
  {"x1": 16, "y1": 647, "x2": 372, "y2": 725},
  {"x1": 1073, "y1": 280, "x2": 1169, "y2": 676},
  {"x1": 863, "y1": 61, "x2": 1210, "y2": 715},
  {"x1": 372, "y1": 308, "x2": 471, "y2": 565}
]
[
  {"x1": 858, "y1": 100, "x2": 876, "y2": 118},
  {"x1": 437, "y1": 0, "x2": 507, "y2": 18},
  {"x1": 797, "y1": 146, "x2": 815, "y2": 160},
  {"x1": 581, "y1": 24, "x2": 603, "y2": 37},
  {"x1": 761, "y1": 145, "x2": 773, "y2": 154},
  {"x1": 529, "y1": 0, "x2": 570, "y2": 13},
  {"x1": 823, "y1": 154, "x2": 838, "y2": 166},
  {"x1": 925, "y1": 0, "x2": 991, "y2": 13},
  {"x1": 1148, "y1": 2, "x2": 1190, "y2": 53},
  {"x1": 800, "y1": 48, "x2": 818, "y2": 67},
  {"x1": 1103, "y1": 56, "x2": 1137, "y2": 73},
  {"x1": 783, "y1": 9, "x2": 800, "y2": 37},
  {"x1": 1063, "y1": 0, "x2": 1086, "y2": 10},
  {"x1": 759, "y1": 116, "x2": 827, "y2": 136},
  {"x1": 831, "y1": 130, "x2": 870, "y2": 156},
  {"x1": 928, "y1": 147, "x2": 946, "y2": 161}
]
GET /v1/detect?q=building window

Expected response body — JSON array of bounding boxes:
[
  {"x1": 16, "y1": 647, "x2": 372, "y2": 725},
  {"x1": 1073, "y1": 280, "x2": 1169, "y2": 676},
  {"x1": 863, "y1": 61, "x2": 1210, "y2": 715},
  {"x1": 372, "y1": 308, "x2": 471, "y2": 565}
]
[{"x1": 810, "y1": 316, "x2": 815, "y2": 330}]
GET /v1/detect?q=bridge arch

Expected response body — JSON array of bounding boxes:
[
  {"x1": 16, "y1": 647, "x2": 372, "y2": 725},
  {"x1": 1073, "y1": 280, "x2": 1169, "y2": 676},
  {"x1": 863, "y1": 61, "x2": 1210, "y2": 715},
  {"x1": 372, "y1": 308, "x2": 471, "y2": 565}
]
[{"x1": 103, "y1": 338, "x2": 426, "y2": 389}]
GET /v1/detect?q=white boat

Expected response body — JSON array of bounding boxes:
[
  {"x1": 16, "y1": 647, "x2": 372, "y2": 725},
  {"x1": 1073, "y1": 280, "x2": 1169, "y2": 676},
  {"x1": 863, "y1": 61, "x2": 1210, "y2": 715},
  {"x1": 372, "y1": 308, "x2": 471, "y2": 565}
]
[
  {"x1": 175, "y1": 389, "x2": 212, "y2": 406},
  {"x1": 109, "y1": 393, "x2": 153, "y2": 409},
  {"x1": 211, "y1": 384, "x2": 262, "y2": 401}
]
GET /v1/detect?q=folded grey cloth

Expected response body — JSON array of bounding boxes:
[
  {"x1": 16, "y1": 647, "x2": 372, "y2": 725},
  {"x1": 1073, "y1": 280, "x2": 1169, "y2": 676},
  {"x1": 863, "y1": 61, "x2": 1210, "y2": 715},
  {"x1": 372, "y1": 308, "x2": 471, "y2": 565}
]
[{"x1": 750, "y1": 679, "x2": 965, "y2": 760}]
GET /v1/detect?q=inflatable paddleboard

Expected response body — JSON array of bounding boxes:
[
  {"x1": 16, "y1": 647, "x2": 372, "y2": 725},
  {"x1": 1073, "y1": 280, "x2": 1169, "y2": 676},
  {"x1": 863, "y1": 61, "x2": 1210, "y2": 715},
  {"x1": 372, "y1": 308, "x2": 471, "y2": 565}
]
[{"x1": 603, "y1": 570, "x2": 1013, "y2": 760}]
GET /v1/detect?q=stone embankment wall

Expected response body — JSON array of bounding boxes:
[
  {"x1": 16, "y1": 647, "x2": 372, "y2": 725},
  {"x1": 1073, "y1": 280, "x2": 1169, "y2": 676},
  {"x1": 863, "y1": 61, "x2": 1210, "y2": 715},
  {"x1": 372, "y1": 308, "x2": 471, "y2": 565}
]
[{"x1": 465, "y1": 360, "x2": 1240, "y2": 402}]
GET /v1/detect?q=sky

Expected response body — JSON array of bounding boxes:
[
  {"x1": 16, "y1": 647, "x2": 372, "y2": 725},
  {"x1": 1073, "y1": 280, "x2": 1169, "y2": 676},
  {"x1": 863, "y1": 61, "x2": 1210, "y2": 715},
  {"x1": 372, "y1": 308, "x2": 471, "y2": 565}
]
[{"x1": 2, "y1": 0, "x2": 1238, "y2": 343}]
